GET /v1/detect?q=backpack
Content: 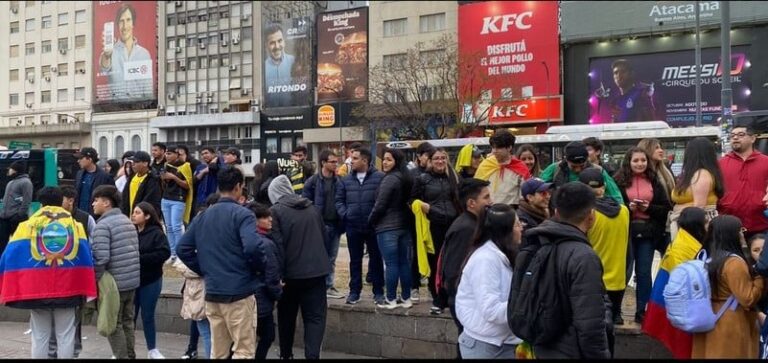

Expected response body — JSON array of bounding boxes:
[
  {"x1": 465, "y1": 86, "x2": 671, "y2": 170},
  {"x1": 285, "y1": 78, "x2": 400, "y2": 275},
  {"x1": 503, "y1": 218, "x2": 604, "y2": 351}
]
[
  {"x1": 663, "y1": 249, "x2": 738, "y2": 333},
  {"x1": 507, "y1": 234, "x2": 571, "y2": 345}
]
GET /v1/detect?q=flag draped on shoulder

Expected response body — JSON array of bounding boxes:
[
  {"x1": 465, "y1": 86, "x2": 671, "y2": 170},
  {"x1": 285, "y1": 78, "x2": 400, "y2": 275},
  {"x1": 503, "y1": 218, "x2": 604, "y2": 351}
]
[
  {"x1": 0, "y1": 206, "x2": 96, "y2": 304},
  {"x1": 410, "y1": 199, "x2": 434, "y2": 279},
  {"x1": 475, "y1": 155, "x2": 531, "y2": 185}
]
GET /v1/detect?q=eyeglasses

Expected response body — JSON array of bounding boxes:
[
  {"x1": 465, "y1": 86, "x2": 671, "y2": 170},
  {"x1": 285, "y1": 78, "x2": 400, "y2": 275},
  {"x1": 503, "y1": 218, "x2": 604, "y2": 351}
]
[{"x1": 730, "y1": 132, "x2": 751, "y2": 139}]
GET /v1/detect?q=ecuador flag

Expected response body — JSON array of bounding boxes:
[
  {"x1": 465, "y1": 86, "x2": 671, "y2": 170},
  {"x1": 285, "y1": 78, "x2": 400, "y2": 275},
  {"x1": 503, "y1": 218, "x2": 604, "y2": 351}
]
[
  {"x1": 641, "y1": 228, "x2": 703, "y2": 359},
  {"x1": 0, "y1": 206, "x2": 96, "y2": 304}
]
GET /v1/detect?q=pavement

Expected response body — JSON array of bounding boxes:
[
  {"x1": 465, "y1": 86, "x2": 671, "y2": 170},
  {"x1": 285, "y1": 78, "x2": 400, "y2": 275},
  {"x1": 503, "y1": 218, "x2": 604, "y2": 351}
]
[{"x1": 0, "y1": 320, "x2": 377, "y2": 359}]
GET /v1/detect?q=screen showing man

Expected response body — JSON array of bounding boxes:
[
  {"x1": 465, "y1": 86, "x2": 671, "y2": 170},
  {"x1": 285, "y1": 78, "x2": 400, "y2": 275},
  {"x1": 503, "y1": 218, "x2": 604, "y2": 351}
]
[
  {"x1": 264, "y1": 23, "x2": 295, "y2": 107},
  {"x1": 262, "y1": 17, "x2": 311, "y2": 108},
  {"x1": 609, "y1": 59, "x2": 657, "y2": 122}
]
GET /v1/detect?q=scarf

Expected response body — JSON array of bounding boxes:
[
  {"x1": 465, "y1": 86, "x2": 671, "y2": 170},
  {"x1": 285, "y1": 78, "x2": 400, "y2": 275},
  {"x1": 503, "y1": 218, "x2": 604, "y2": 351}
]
[{"x1": 518, "y1": 200, "x2": 548, "y2": 223}]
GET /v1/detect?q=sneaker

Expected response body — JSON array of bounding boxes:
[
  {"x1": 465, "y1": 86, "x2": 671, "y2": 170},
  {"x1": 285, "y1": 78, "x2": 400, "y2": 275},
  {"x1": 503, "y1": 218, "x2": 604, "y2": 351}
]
[
  {"x1": 346, "y1": 293, "x2": 361, "y2": 305},
  {"x1": 148, "y1": 349, "x2": 165, "y2": 359},
  {"x1": 377, "y1": 298, "x2": 398, "y2": 309},
  {"x1": 181, "y1": 350, "x2": 197, "y2": 359},
  {"x1": 411, "y1": 289, "x2": 420, "y2": 302},
  {"x1": 373, "y1": 294, "x2": 386, "y2": 305},
  {"x1": 399, "y1": 298, "x2": 413, "y2": 309},
  {"x1": 430, "y1": 306, "x2": 443, "y2": 315},
  {"x1": 326, "y1": 287, "x2": 344, "y2": 299}
]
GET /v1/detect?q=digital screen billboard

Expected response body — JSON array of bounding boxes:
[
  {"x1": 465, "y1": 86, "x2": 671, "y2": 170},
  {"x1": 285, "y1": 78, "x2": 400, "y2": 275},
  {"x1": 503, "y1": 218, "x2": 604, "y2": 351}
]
[
  {"x1": 93, "y1": 1, "x2": 158, "y2": 105},
  {"x1": 262, "y1": 16, "x2": 313, "y2": 108},
  {"x1": 316, "y1": 8, "x2": 369, "y2": 103},
  {"x1": 588, "y1": 46, "x2": 751, "y2": 126}
]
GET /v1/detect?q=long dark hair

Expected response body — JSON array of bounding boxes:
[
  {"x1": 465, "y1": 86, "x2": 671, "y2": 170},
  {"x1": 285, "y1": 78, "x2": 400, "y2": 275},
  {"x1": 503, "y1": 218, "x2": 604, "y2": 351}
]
[
  {"x1": 106, "y1": 159, "x2": 121, "y2": 180},
  {"x1": 428, "y1": 148, "x2": 461, "y2": 213},
  {"x1": 134, "y1": 202, "x2": 163, "y2": 229},
  {"x1": 383, "y1": 147, "x2": 412, "y2": 191},
  {"x1": 704, "y1": 215, "x2": 748, "y2": 293},
  {"x1": 677, "y1": 206, "x2": 708, "y2": 243},
  {"x1": 613, "y1": 147, "x2": 655, "y2": 189},
  {"x1": 467, "y1": 204, "x2": 520, "y2": 265},
  {"x1": 516, "y1": 144, "x2": 541, "y2": 177},
  {"x1": 674, "y1": 137, "x2": 724, "y2": 198},
  {"x1": 263, "y1": 161, "x2": 281, "y2": 180}
]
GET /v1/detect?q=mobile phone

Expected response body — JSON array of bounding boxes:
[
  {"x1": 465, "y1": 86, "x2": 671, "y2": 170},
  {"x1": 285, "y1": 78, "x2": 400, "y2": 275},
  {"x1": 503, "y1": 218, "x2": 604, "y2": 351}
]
[
  {"x1": 103, "y1": 22, "x2": 114, "y2": 51},
  {"x1": 632, "y1": 199, "x2": 646, "y2": 204}
]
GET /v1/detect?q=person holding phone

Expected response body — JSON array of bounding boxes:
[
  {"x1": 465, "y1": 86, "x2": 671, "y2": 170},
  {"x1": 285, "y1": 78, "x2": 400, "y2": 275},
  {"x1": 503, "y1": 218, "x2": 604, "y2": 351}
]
[
  {"x1": 99, "y1": 3, "x2": 153, "y2": 100},
  {"x1": 613, "y1": 147, "x2": 672, "y2": 324}
]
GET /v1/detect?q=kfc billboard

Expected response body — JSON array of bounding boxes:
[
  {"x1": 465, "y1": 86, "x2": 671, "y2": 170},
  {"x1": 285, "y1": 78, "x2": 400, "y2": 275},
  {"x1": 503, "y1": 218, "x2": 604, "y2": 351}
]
[
  {"x1": 262, "y1": 16, "x2": 313, "y2": 108},
  {"x1": 316, "y1": 8, "x2": 369, "y2": 103},
  {"x1": 93, "y1": 1, "x2": 158, "y2": 105},
  {"x1": 458, "y1": 1, "x2": 560, "y2": 124},
  {"x1": 589, "y1": 46, "x2": 751, "y2": 126}
]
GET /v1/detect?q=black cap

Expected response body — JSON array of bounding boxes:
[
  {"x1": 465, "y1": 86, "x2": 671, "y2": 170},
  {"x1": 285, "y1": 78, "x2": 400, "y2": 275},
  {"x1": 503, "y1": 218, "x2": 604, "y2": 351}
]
[
  {"x1": 9, "y1": 161, "x2": 27, "y2": 174},
  {"x1": 578, "y1": 168, "x2": 605, "y2": 188},
  {"x1": 74, "y1": 147, "x2": 98, "y2": 161},
  {"x1": 129, "y1": 151, "x2": 151, "y2": 163},
  {"x1": 564, "y1": 141, "x2": 588, "y2": 164}
]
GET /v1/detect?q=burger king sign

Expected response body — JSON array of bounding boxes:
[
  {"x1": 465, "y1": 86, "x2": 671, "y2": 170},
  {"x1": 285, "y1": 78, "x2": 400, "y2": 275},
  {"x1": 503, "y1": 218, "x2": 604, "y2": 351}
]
[{"x1": 317, "y1": 105, "x2": 336, "y2": 127}]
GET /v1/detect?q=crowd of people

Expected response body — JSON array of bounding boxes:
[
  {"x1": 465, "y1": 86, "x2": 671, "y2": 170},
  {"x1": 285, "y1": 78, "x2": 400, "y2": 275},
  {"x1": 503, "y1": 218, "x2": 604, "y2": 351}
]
[{"x1": 0, "y1": 123, "x2": 768, "y2": 359}]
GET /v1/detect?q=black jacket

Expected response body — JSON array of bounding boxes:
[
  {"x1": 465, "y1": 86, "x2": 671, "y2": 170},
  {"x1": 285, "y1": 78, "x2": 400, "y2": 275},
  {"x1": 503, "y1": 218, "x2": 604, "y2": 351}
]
[
  {"x1": 256, "y1": 177, "x2": 275, "y2": 207},
  {"x1": 121, "y1": 173, "x2": 162, "y2": 217},
  {"x1": 618, "y1": 175, "x2": 672, "y2": 239},
  {"x1": 525, "y1": 220, "x2": 611, "y2": 359},
  {"x1": 440, "y1": 211, "x2": 478, "y2": 305},
  {"x1": 517, "y1": 201, "x2": 548, "y2": 232},
  {"x1": 410, "y1": 170, "x2": 461, "y2": 227},
  {"x1": 137, "y1": 225, "x2": 171, "y2": 287},
  {"x1": 75, "y1": 167, "x2": 114, "y2": 215},
  {"x1": 270, "y1": 194, "x2": 331, "y2": 280},
  {"x1": 369, "y1": 170, "x2": 411, "y2": 234},
  {"x1": 254, "y1": 235, "x2": 282, "y2": 318}
]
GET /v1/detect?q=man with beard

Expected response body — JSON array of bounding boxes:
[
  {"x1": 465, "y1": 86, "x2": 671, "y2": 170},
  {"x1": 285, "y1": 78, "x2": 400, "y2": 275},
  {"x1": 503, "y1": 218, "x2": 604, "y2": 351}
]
[
  {"x1": 264, "y1": 23, "x2": 296, "y2": 107},
  {"x1": 719, "y1": 124, "x2": 768, "y2": 239},
  {"x1": 517, "y1": 178, "x2": 554, "y2": 232},
  {"x1": 609, "y1": 59, "x2": 656, "y2": 122}
]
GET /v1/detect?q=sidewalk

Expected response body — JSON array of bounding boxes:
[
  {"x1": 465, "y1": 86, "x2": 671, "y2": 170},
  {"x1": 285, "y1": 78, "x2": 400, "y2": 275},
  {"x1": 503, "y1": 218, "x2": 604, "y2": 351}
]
[{"x1": 0, "y1": 321, "x2": 376, "y2": 359}]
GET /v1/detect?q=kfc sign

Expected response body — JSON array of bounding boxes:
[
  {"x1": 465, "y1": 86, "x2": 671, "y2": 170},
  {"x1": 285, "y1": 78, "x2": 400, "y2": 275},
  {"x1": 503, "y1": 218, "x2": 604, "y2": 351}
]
[
  {"x1": 487, "y1": 96, "x2": 563, "y2": 124},
  {"x1": 459, "y1": 1, "x2": 561, "y2": 125}
]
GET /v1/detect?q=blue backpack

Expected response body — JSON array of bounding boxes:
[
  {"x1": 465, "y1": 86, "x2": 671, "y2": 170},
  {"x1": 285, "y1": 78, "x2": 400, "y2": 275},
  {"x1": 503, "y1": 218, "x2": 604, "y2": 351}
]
[{"x1": 663, "y1": 250, "x2": 738, "y2": 333}]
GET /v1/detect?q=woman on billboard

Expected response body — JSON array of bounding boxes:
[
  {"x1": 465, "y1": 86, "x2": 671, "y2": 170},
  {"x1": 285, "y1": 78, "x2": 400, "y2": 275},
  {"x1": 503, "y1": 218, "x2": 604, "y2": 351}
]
[{"x1": 99, "y1": 3, "x2": 153, "y2": 101}]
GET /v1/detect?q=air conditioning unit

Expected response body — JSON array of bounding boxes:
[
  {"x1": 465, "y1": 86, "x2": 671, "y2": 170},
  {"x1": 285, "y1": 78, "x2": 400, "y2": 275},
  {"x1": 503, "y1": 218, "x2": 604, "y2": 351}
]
[
  {"x1": 50, "y1": 67, "x2": 57, "y2": 73},
  {"x1": 232, "y1": 38, "x2": 239, "y2": 45},
  {"x1": 199, "y1": 43, "x2": 206, "y2": 49},
  {"x1": 28, "y1": 77, "x2": 34, "y2": 84},
  {"x1": 30, "y1": 121, "x2": 36, "y2": 126},
  {"x1": 15, "y1": 120, "x2": 23, "y2": 126},
  {"x1": 207, "y1": 92, "x2": 214, "y2": 97},
  {"x1": 168, "y1": 93, "x2": 176, "y2": 100},
  {"x1": 229, "y1": 64, "x2": 237, "y2": 71},
  {"x1": 44, "y1": 76, "x2": 50, "y2": 82},
  {"x1": 195, "y1": 97, "x2": 202, "y2": 104},
  {"x1": 198, "y1": 92, "x2": 205, "y2": 98},
  {"x1": 77, "y1": 69, "x2": 85, "y2": 74},
  {"x1": 26, "y1": 103, "x2": 33, "y2": 108},
  {"x1": 175, "y1": 47, "x2": 181, "y2": 53},
  {"x1": 175, "y1": 1, "x2": 182, "y2": 7},
  {"x1": 221, "y1": 40, "x2": 228, "y2": 47},
  {"x1": 41, "y1": 119, "x2": 48, "y2": 125},
  {"x1": 250, "y1": 99, "x2": 259, "y2": 106},
  {"x1": 241, "y1": 14, "x2": 249, "y2": 21},
  {"x1": 59, "y1": 48, "x2": 67, "y2": 55},
  {"x1": 179, "y1": 65, "x2": 186, "y2": 71},
  {"x1": 11, "y1": 7, "x2": 18, "y2": 14},
  {"x1": 241, "y1": 88, "x2": 249, "y2": 95},
  {"x1": 206, "y1": 97, "x2": 212, "y2": 103}
]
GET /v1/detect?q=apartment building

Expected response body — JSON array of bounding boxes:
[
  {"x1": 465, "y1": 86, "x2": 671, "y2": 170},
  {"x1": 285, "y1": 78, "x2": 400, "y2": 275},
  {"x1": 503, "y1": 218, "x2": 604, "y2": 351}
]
[
  {"x1": 150, "y1": 0, "x2": 260, "y2": 175},
  {"x1": 0, "y1": 0, "x2": 91, "y2": 149}
]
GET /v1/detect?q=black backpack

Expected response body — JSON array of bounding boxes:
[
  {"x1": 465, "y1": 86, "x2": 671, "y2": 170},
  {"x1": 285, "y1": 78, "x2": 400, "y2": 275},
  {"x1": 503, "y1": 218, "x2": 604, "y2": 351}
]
[{"x1": 507, "y1": 233, "x2": 572, "y2": 345}]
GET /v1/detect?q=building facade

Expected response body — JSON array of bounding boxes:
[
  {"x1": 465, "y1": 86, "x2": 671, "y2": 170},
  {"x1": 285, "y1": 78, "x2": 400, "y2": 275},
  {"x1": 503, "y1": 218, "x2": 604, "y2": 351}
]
[{"x1": 0, "y1": 0, "x2": 92, "y2": 149}]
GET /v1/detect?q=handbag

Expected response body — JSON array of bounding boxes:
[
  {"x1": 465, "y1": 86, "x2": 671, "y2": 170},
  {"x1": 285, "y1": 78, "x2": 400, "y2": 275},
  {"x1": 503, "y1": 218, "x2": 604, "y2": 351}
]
[{"x1": 630, "y1": 219, "x2": 655, "y2": 239}]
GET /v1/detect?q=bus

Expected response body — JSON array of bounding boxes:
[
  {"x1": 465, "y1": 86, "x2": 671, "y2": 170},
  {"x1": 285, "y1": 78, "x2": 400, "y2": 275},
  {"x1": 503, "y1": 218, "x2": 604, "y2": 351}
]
[
  {"x1": 379, "y1": 121, "x2": 721, "y2": 176},
  {"x1": 0, "y1": 149, "x2": 80, "y2": 213}
]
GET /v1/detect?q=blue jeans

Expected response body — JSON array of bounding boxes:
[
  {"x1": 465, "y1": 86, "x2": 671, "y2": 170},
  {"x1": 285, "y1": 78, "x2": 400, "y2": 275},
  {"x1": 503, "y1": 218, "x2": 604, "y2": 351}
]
[
  {"x1": 161, "y1": 199, "x2": 185, "y2": 257},
  {"x1": 346, "y1": 229, "x2": 384, "y2": 296},
  {"x1": 134, "y1": 278, "x2": 162, "y2": 350},
  {"x1": 377, "y1": 229, "x2": 413, "y2": 301},
  {"x1": 196, "y1": 319, "x2": 211, "y2": 359},
  {"x1": 324, "y1": 224, "x2": 341, "y2": 289},
  {"x1": 458, "y1": 332, "x2": 517, "y2": 359},
  {"x1": 632, "y1": 236, "x2": 655, "y2": 316}
]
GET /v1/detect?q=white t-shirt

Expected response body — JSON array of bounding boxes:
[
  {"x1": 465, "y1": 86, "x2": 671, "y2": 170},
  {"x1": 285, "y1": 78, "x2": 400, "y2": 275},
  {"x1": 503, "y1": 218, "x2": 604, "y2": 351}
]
[{"x1": 356, "y1": 172, "x2": 367, "y2": 185}]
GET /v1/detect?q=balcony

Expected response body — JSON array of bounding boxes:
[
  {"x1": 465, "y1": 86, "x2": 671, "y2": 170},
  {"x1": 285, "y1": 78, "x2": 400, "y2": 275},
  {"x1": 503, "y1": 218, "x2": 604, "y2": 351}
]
[{"x1": 0, "y1": 121, "x2": 91, "y2": 137}]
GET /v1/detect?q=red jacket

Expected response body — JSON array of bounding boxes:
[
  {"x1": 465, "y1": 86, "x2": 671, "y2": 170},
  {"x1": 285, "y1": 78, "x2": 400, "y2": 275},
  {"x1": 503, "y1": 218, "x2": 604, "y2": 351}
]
[{"x1": 718, "y1": 150, "x2": 768, "y2": 233}]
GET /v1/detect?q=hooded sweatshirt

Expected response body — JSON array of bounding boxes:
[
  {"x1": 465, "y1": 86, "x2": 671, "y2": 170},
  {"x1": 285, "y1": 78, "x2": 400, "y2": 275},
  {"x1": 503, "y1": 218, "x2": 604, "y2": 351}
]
[
  {"x1": 269, "y1": 175, "x2": 331, "y2": 280},
  {"x1": 587, "y1": 197, "x2": 629, "y2": 291},
  {"x1": 0, "y1": 173, "x2": 32, "y2": 220}
]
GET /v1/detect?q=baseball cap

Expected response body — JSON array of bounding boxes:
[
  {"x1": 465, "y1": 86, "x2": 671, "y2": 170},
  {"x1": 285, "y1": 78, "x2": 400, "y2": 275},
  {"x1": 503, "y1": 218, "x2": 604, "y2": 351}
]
[
  {"x1": 578, "y1": 168, "x2": 605, "y2": 188},
  {"x1": 521, "y1": 178, "x2": 554, "y2": 198},
  {"x1": 74, "y1": 147, "x2": 98, "y2": 161},
  {"x1": 564, "y1": 141, "x2": 588, "y2": 164},
  {"x1": 129, "y1": 151, "x2": 151, "y2": 163}
]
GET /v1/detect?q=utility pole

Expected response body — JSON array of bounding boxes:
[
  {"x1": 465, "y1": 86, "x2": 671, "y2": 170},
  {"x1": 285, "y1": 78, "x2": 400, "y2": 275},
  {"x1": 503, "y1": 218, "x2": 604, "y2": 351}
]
[
  {"x1": 721, "y1": 2, "x2": 733, "y2": 151},
  {"x1": 694, "y1": 1, "x2": 702, "y2": 127}
]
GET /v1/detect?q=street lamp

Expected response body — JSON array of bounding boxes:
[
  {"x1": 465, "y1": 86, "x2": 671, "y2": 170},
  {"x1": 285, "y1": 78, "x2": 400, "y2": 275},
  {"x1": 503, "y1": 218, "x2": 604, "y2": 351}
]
[
  {"x1": 318, "y1": 86, "x2": 343, "y2": 153},
  {"x1": 541, "y1": 61, "x2": 551, "y2": 129}
]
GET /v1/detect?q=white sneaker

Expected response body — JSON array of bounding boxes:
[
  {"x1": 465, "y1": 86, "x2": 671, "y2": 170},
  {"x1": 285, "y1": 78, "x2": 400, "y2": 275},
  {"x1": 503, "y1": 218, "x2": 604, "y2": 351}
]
[
  {"x1": 399, "y1": 298, "x2": 413, "y2": 309},
  {"x1": 411, "y1": 289, "x2": 420, "y2": 303},
  {"x1": 148, "y1": 349, "x2": 165, "y2": 359},
  {"x1": 376, "y1": 298, "x2": 398, "y2": 310}
]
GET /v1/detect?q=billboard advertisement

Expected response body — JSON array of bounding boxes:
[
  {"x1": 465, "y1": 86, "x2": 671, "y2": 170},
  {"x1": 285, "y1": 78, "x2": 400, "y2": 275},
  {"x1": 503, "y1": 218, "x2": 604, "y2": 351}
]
[
  {"x1": 93, "y1": 1, "x2": 157, "y2": 105},
  {"x1": 262, "y1": 16, "x2": 313, "y2": 108},
  {"x1": 458, "y1": 1, "x2": 560, "y2": 124},
  {"x1": 316, "y1": 8, "x2": 369, "y2": 103},
  {"x1": 588, "y1": 46, "x2": 751, "y2": 126}
]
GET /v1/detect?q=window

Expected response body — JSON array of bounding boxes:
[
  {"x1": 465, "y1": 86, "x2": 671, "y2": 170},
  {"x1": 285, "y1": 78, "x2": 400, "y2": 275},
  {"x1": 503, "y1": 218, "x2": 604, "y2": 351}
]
[
  {"x1": 42, "y1": 15, "x2": 52, "y2": 29},
  {"x1": 419, "y1": 13, "x2": 446, "y2": 33},
  {"x1": 167, "y1": 15, "x2": 177, "y2": 26},
  {"x1": 41, "y1": 40, "x2": 51, "y2": 53},
  {"x1": 131, "y1": 135, "x2": 141, "y2": 152},
  {"x1": 58, "y1": 13, "x2": 68, "y2": 26},
  {"x1": 74, "y1": 87, "x2": 85, "y2": 101},
  {"x1": 10, "y1": 45, "x2": 19, "y2": 58},
  {"x1": 57, "y1": 63, "x2": 68, "y2": 76},
  {"x1": 25, "y1": 92, "x2": 34, "y2": 104},
  {"x1": 419, "y1": 85, "x2": 445, "y2": 101},
  {"x1": 420, "y1": 49, "x2": 444, "y2": 67},
  {"x1": 384, "y1": 88, "x2": 407, "y2": 103},
  {"x1": 9, "y1": 69, "x2": 19, "y2": 81},
  {"x1": 150, "y1": 133, "x2": 157, "y2": 145},
  {"x1": 383, "y1": 18, "x2": 407, "y2": 37},
  {"x1": 25, "y1": 19, "x2": 35, "y2": 31},
  {"x1": 41, "y1": 65, "x2": 50, "y2": 77},
  {"x1": 9, "y1": 94, "x2": 19, "y2": 106},
  {"x1": 25, "y1": 67, "x2": 34, "y2": 80},
  {"x1": 114, "y1": 136, "x2": 124, "y2": 158},
  {"x1": 74, "y1": 113, "x2": 84, "y2": 122},
  {"x1": 166, "y1": 60, "x2": 176, "y2": 72},
  {"x1": 383, "y1": 53, "x2": 407, "y2": 70},
  {"x1": 75, "y1": 10, "x2": 85, "y2": 23},
  {"x1": 58, "y1": 37, "x2": 68, "y2": 50},
  {"x1": 25, "y1": 42, "x2": 34, "y2": 55},
  {"x1": 25, "y1": 116, "x2": 35, "y2": 125},
  {"x1": 41, "y1": 90, "x2": 51, "y2": 103},
  {"x1": 57, "y1": 88, "x2": 67, "y2": 102},
  {"x1": 75, "y1": 35, "x2": 85, "y2": 49},
  {"x1": 167, "y1": 39, "x2": 175, "y2": 49},
  {"x1": 98, "y1": 137, "x2": 108, "y2": 158},
  {"x1": 10, "y1": 22, "x2": 19, "y2": 34},
  {"x1": 75, "y1": 61, "x2": 85, "y2": 73},
  {"x1": 41, "y1": 115, "x2": 50, "y2": 125}
]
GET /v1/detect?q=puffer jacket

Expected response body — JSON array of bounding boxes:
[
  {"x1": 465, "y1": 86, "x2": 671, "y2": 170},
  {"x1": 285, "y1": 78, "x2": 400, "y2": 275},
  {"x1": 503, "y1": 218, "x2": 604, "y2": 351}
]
[
  {"x1": 270, "y1": 194, "x2": 331, "y2": 280},
  {"x1": 302, "y1": 173, "x2": 340, "y2": 225},
  {"x1": 335, "y1": 166, "x2": 384, "y2": 232},
  {"x1": 92, "y1": 208, "x2": 141, "y2": 292},
  {"x1": 0, "y1": 173, "x2": 32, "y2": 220},
  {"x1": 174, "y1": 260, "x2": 206, "y2": 321},
  {"x1": 137, "y1": 225, "x2": 171, "y2": 287},
  {"x1": 525, "y1": 219, "x2": 611, "y2": 359},
  {"x1": 369, "y1": 170, "x2": 411, "y2": 234},
  {"x1": 410, "y1": 170, "x2": 461, "y2": 227}
]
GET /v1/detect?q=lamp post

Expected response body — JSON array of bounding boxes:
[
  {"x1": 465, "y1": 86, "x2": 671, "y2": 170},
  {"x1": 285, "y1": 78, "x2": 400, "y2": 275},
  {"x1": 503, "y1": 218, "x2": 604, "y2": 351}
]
[{"x1": 541, "y1": 61, "x2": 551, "y2": 129}]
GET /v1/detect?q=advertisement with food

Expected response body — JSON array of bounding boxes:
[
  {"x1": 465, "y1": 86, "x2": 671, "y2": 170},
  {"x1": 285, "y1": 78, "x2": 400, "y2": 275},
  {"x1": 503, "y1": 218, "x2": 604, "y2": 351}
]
[
  {"x1": 262, "y1": 16, "x2": 313, "y2": 108},
  {"x1": 317, "y1": 7, "x2": 369, "y2": 103},
  {"x1": 93, "y1": 1, "x2": 157, "y2": 105}
]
